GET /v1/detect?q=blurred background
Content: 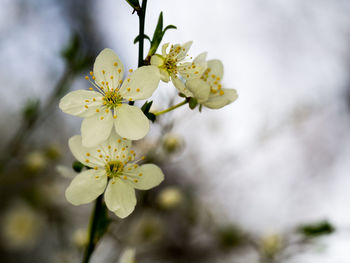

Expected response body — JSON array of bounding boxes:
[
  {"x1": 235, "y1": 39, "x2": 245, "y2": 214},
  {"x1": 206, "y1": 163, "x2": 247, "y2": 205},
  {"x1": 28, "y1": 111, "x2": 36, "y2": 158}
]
[{"x1": 0, "y1": 0, "x2": 349, "y2": 262}]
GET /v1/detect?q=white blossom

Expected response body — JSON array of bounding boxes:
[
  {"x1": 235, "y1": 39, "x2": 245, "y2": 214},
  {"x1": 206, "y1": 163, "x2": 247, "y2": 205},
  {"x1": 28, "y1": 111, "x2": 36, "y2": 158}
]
[
  {"x1": 119, "y1": 248, "x2": 136, "y2": 263},
  {"x1": 65, "y1": 132, "x2": 164, "y2": 218},
  {"x1": 59, "y1": 48, "x2": 160, "y2": 147},
  {"x1": 186, "y1": 59, "x2": 238, "y2": 109},
  {"x1": 150, "y1": 42, "x2": 207, "y2": 96}
]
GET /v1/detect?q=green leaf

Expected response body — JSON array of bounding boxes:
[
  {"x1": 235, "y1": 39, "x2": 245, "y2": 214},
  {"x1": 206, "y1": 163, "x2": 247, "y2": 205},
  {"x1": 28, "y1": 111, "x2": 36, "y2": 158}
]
[
  {"x1": 189, "y1": 97, "x2": 198, "y2": 109},
  {"x1": 298, "y1": 220, "x2": 335, "y2": 238},
  {"x1": 146, "y1": 112, "x2": 156, "y2": 122},
  {"x1": 147, "y1": 12, "x2": 164, "y2": 57},
  {"x1": 134, "y1": 34, "x2": 151, "y2": 44},
  {"x1": 72, "y1": 161, "x2": 84, "y2": 173},
  {"x1": 163, "y1": 24, "x2": 177, "y2": 33},
  {"x1": 125, "y1": 0, "x2": 140, "y2": 10}
]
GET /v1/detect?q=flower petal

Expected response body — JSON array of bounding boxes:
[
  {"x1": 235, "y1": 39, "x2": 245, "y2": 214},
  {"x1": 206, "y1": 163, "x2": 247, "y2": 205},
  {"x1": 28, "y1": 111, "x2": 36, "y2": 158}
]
[
  {"x1": 207, "y1": 59, "x2": 224, "y2": 79},
  {"x1": 150, "y1": 54, "x2": 164, "y2": 67},
  {"x1": 81, "y1": 110, "x2": 114, "y2": 147},
  {"x1": 178, "y1": 61, "x2": 207, "y2": 81},
  {"x1": 119, "y1": 66, "x2": 160, "y2": 100},
  {"x1": 59, "y1": 90, "x2": 103, "y2": 117},
  {"x1": 125, "y1": 164, "x2": 164, "y2": 190},
  {"x1": 175, "y1": 41, "x2": 192, "y2": 61},
  {"x1": 171, "y1": 75, "x2": 193, "y2": 97},
  {"x1": 119, "y1": 248, "x2": 136, "y2": 263},
  {"x1": 114, "y1": 104, "x2": 149, "y2": 140},
  {"x1": 185, "y1": 79, "x2": 210, "y2": 103},
  {"x1": 104, "y1": 179, "x2": 136, "y2": 218},
  {"x1": 65, "y1": 169, "x2": 107, "y2": 205},
  {"x1": 93, "y1": 48, "x2": 124, "y2": 90},
  {"x1": 203, "y1": 88, "x2": 238, "y2": 109},
  {"x1": 161, "y1": 43, "x2": 169, "y2": 57},
  {"x1": 68, "y1": 135, "x2": 106, "y2": 167}
]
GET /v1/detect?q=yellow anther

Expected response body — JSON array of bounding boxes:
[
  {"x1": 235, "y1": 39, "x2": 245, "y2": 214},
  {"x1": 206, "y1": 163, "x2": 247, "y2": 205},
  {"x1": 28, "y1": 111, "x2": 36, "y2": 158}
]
[
  {"x1": 110, "y1": 76, "x2": 114, "y2": 79},
  {"x1": 85, "y1": 159, "x2": 89, "y2": 163},
  {"x1": 128, "y1": 98, "x2": 132, "y2": 101},
  {"x1": 103, "y1": 101, "x2": 107, "y2": 105},
  {"x1": 97, "y1": 149, "x2": 101, "y2": 152},
  {"x1": 84, "y1": 105, "x2": 88, "y2": 108},
  {"x1": 102, "y1": 70, "x2": 105, "y2": 74},
  {"x1": 105, "y1": 109, "x2": 109, "y2": 113},
  {"x1": 141, "y1": 156, "x2": 145, "y2": 160},
  {"x1": 114, "y1": 62, "x2": 118, "y2": 66},
  {"x1": 128, "y1": 167, "x2": 132, "y2": 171},
  {"x1": 108, "y1": 145, "x2": 111, "y2": 149},
  {"x1": 211, "y1": 74, "x2": 216, "y2": 78},
  {"x1": 112, "y1": 181, "x2": 115, "y2": 184},
  {"x1": 89, "y1": 71, "x2": 93, "y2": 76},
  {"x1": 100, "y1": 116, "x2": 104, "y2": 120},
  {"x1": 192, "y1": 65, "x2": 196, "y2": 68},
  {"x1": 186, "y1": 74, "x2": 189, "y2": 78},
  {"x1": 216, "y1": 77, "x2": 221, "y2": 80},
  {"x1": 92, "y1": 76, "x2": 96, "y2": 80},
  {"x1": 130, "y1": 150, "x2": 134, "y2": 154},
  {"x1": 117, "y1": 139, "x2": 121, "y2": 143},
  {"x1": 127, "y1": 78, "x2": 130, "y2": 82},
  {"x1": 96, "y1": 109, "x2": 99, "y2": 112},
  {"x1": 85, "y1": 100, "x2": 89, "y2": 102},
  {"x1": 122, "y1": 147, "x2": 125, "y2": 151},
  {"x1": 99, "y1": 154, "x2": 103, "y2": 158},
  {"x1": 214, "y1": 81, "x2": 218, "y2": 85},
  {"x1": 123, "y1": 176, "x2": 127, "y2": 180},
  {"x1": 208, "y1": 68, "x2": 211, "y2": 72},
  {"x1": 122, "y1": 155, "x2": 126, "y2": 158},
  {"x1": 102, "y1": 81, "x2": 105, "y2": 85},
  {"x1": 219, "y1": 90, "x2": 225, "y2": 96},
  {"x1": 113, "y1": 115, "x2": 117, "y2": 119},
  {"x1": 133, "y1": 179, "x2": 138, "y2": 183},
  {"x1": 106, "y1": 81, "x2": 109, "y2": 85},
  {"x1": 85, "y1": 76, "x2": 89, "y2": 80},
  {"x1": 89, "y1": 88, "x2": 93, "y2": 91},
  {"x1": 138, "y1": 173, "x2": 142, "y2": 177},
  {"x1": 218, "y1": 84, "x2": 222, "y2": 89},
  {"x1": 134, "y1": 164, "x2": 138, "y2": 168},
  {"x1": 86, "y1": 153, "x2": 90, "y2": 156},
  {"x1": 118, "y1": 69, "x2": 121, "y2": 73},
  {"x1": 136, "y1": 88, "x2": 140, "y2": 92},
  {"x1": 114, "y1": 149, "x2": 117, "y2": 152},
  {"x1": 127, "y1": 88, "x2": 131, "y2": 92},
  {"x1": 119, "y1": 80, "x2": 122, "y2": 84},
  {"x1": 95, "y1": 176, "x2": 99, "y2": 179},
  {"x1": 94, "y1": 167, "x2": 98, "y2": 170},
  {"x1": 93, "y1": 98, "x2": 96, "y2": 101},
  {"x1": 129, "y1": 69, "x2": 133, "y2": 73}
]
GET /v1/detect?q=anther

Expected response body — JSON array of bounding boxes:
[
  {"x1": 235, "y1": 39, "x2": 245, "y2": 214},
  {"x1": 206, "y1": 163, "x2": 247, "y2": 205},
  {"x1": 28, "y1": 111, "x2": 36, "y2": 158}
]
[
  {"x1": 129, "y1": 69, "x2": 133, "y2": 73},
  {"x1": 84, "y1": 105, "x2": 88, "y2": 109},
  {"x1": 85, "y1": 76, "x2": 89, "y2": 80},
  {"x1": 89, "y1": 88, "x2": 93, "y2": 91},
  {"x1": 114, "y1": 62, "x2": 118, "y2": 66},
  {"x1": 96, "y1": 109, "x2": 100, "y2": 112},
  {"x1": 136, "y1": 88, "x2": 140, "y2": 92},
  {"x1": 100, "y1": 117, "x2": 104, "y2": 120},
  {"x1": 89, "y1": 71, "x2": 93, "y2": 76}
]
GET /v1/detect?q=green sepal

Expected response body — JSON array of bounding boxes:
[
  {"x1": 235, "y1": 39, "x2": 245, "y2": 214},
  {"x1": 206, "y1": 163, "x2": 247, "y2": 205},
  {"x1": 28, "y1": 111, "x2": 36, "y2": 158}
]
[
  {"x1": 72, "y1": 161, "x2": 84, "y2": 173},
  {"x1": 125, "y1": 0, "x2": 140, "y2": 11},
  {"x1": 199, "y1": 104, "x2": 203, "y2": 112},
  {"x1": 163, "y1": 24, "x2": 177, "y2": 33},
  {"x1": 188, "y1": 97, "x2": 198, "y2": 109},
  {"x1": 141, "y1": 101, "x2": 157, "y2": 122},
  {"x1": 178, "y1": 92, "x2": 186, "y2": 98}
]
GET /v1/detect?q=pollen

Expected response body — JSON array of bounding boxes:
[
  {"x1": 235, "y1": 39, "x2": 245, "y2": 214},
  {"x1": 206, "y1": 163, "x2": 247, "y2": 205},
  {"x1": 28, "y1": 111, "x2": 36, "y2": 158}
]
[
  {"x1": 123, "y1": 176, "x2": 127, "y2": 180},
  {"x1": 96, "y1": 109, "x2": 99, "y2": 112},
  {"x1": 122, "y1": 147, "x2": 125, "y2": 151},
  {"x1": 95, "y1": 176, "x2": 100, "y2": 179},
  {"x1": 110, "y1": 76, "x2": 114, "y2": 79},
  {"x1": 133, "y1": 179, "x2": 138, "y2": 183},
  {"x1": 100, "y1": 117, "x2": 104, "y2": 120},
  {"x1": 119, "y1": 80, "x2": 122, "y2": 84},
  {"x1": 99, "y1": 154, "x2": 103, "y2": 158},
  {"x1": 219, "y1": 90, "x2": 225, "y2": 96},
  {"x1": 114, "y1": 62, "x2": 118, "y2": 66},
  {"x1": 127, "y1": 88, "x2": 131, "y2": 92},
  {"x1": 97, "y1": 149, "x2": 101, "y2": 152},
  {"x1": 86, "y1": 153, "x2": 90, "y2": 156},
  {"x1": 113, "y1": 115, "x2": 117, "y2": 119},
  {"x1": 92, "y1": 76, "x2": 96, "y2": 80},
  {"x1": 93, "y1": 98, "x2": 96, "y2": 101},
  {"x1": 85, "y1": 159, "x2": 89, "y2": 163},
  {"x1": 89, "y1": 71, "x2": 93, "y2": 76},
  {"x1": 89, "y1": 88, "x2": 93, "y2": 91},
  {"x1": 138, "y1": 173, "x2": 142, "y2": 177},
  {"x1": 85, "y1": 100, "x2": 89, "y2": 102},
  {"x1": 129, "y1": 69, "x2": 133, "y2": 73},
  {"x1": 117, "y1": 139, "x2": 121, "y2": 143},
  {"x1": 128, "y1": 167, "x2": 132, "y2": 171},
  {"x1": 85, "y1": 76, "x2": 89, "y2": 80},
  {"x1": 136, "y1": 88, "x2": 140, "y2": 92},
  {"x1": 84, "y1": 105, "x2": 88, "y2": 108},
  {"x1": 118, "y1": 69, "x2": 121, "y2": 73},
  {"x1": 94, "y1": 167, "x2": 98, "y2": 170},
  {"x1": 102, "y1": 70, "x2": 105, "y2": 74}
]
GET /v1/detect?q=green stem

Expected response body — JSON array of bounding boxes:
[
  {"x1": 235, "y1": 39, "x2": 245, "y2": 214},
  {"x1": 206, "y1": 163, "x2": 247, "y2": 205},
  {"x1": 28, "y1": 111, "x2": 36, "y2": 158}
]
[
  {"x1": 154, "y1": 99, "x2": 188, "y2": 116},
  {"x1": 137, "y1": 0, "x2": 147, "y2": 67},
  {"x1": 82, "y1": 195, "x2": 103, "y2": 263}
]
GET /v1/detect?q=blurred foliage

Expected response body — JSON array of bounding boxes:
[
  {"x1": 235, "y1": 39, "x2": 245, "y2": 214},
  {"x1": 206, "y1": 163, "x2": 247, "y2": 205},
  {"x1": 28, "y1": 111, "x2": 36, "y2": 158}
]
[{"x1": 298, "y1": 220, "x2": 335, "y2": 238}]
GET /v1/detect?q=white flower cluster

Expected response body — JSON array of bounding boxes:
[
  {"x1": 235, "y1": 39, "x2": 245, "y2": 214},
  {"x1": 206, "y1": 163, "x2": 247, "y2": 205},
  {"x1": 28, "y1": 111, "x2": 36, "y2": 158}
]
[{"x1": 59, "y1": 42, "x2": 237, "y2": 218}]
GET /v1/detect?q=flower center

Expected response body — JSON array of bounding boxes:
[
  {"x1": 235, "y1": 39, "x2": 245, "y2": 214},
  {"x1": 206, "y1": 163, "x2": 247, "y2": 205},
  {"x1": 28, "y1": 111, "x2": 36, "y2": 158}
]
[
  {"x1": 103, "y1": 91, "x2": 123, "y2": 109},
  {"x1": 163, "y1": 57, "x2": 178, "y2": 74},
  {"x1": 105, "y1": 161, "x2": 124, "y2": 177}
]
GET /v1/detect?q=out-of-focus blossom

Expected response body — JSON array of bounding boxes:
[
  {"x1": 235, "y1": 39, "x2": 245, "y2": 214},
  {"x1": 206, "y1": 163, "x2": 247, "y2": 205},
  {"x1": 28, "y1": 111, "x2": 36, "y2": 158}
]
[
  {"x1": 59, "y1": 48, "x2": 160, "y2": 146},
  {"x1": 65, "y1": 132, "x2": 164, "y2": 218},
  {"x1": 1, "y1": 203, "x2": 42, "y2": 249},
  {"x1": 25, "y1": 151, "x2": 47, "y2": 172},
  {"x1": 157, "y1": 187, "x2": 183, "y2": 209},
  {"x1": 119, "y1": 247, "x2": 136, "y2": 263},
  {"x1": 162, "y1": 133, "x2": 183, "y2": 154},
  {"x1": 72, "y1": 228, "x2": 88, "y2": 248}
]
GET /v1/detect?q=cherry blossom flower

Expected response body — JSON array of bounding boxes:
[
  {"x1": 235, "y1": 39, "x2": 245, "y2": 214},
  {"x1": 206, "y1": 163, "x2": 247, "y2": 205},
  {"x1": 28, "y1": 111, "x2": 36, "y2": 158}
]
[
  {"x1": 59, "y1": 48, "x2": 160, "y2": 147},
  {"x1": 65, "y1": 132, "x2": 164, "y2": 218}
]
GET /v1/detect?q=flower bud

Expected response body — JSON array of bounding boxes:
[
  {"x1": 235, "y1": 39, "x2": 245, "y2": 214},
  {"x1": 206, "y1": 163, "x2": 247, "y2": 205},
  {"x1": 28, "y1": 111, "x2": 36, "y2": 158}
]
[
  {"x1": 162, "y1": 134, "x2": 183, "y2": 154},
  {"x1": 157, "y1": 187, "x2": 183, "y2": 209}
]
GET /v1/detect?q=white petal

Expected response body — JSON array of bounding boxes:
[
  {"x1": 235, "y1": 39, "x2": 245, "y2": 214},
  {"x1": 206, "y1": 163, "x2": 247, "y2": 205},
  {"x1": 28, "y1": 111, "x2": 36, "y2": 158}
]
[
  {"x1": 119, "y1": 248, "x2": 136, "y2": 263},
  {"x1": 178, "y1": 61, "x2": 207, "y2": 81},
  {"x1": 150, "y1": 54, "x2": 164, "y2": 67},
  {"x1": 185, "y1": 79, "x2": 210, "y2": 103},
  {"x1": 160, "y1": 68, "x2": 170, "y2": 82},
  {"x1": 207, "y1": 59, "x2": 224, "y2": 79},
  {"x1": 93, "y1": 48, "x2": 124, "y2": 90},
  {"x1": 125, "y1": 164, "x2": 164, "y2": 190},
  {"x1": 104, "y1": 179, "x2": 136, "y2": 218},
  {"x1": 114, "y1": 104, "x2": 149, "y2": 140},
  {"x1": 171, "y1": 75, "x2": 193, "y2": 97},
  {"x1": 193, "y1": 52, "x2": 207, "y2": 65},
  {"x1": 81, "y1": 110, "x2": 114, "y2": 147},
  {"x1": 161, "y1": 43, "x2": 169, "y2": 57},
  {"x1": 59, "y1": 90, "x2": 103, "y2": 117},
  {"x1": 68, "y1": 135, "x2": 106, "y2": 167},
  {"x1": 119, "y1": 66, "x2": 160, "y2": 100},
  {"x1": 203, "y1": 88, "x2": 238, "y2": 109},
  {"x1": 176, "y1": 41, "x2": 193, "y2": 61},
  {"x1": 65, "y1": 169, "x2": 107, "y2": 205}
]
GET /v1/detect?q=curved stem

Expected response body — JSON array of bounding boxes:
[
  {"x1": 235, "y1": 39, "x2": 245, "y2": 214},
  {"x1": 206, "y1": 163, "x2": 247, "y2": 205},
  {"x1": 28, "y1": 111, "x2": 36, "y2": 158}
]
[
  {"x1": 82, "y1": 195, "x2": 104, "y2": 263},
  {"x1": 154, "y1": 99, "x2": 188, "y2": 116},
  {"x1": 137, "y1": 0, "x2": 147, "y2": 67}
]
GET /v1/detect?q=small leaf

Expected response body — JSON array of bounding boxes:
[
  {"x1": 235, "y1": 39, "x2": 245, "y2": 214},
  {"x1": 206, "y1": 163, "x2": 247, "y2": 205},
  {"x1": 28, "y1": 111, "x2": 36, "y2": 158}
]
[
  {"x1": 298, "y1": 220, "x2": 335, "y2": 238},
  {"x1": 125, "y1": 0, "x2": 140, "y2": 10},
  {"x1": 147, "y1": 12, "x2": 164, "y2": 57},
  {"x1": 141, "y1": 100, "x2": 153, "y2": 114},
  {"x1": 134, "y1": 34, "x2": 151, "y2": 44},
  {"x1": 178, "y1": 92, "x2": 186, "y2": 98},
  {"x1": 189, "y1": 97, "x2": 198, "y2": 109},
  {"x1": 163, "y1": 24, "x2": 177, "y2": 34}
]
